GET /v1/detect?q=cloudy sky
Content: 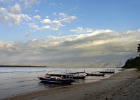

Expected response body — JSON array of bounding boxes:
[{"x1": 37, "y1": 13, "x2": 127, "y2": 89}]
[{"x1": 0, "y1": 0, "x2": 140, "y2": 67}]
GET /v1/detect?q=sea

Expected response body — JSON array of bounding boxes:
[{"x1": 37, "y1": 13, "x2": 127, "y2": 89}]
[{"x1": 0, "y1": 67, "x2": 121, "y2": 99}]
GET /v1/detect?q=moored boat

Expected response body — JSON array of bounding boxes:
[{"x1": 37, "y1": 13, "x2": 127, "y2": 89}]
[
  {"x1": 99, "y1": 69, "x2": 115, "y2": 74},
  {"x1": 38, "y1": 73, "x2": 75, "y2": 84},
  {"x1": 86, "y1": 72, "x2": 105, "y2": 76},
  {"x1": 69, "y1": 71, "x2": 86, "y2": 79}
]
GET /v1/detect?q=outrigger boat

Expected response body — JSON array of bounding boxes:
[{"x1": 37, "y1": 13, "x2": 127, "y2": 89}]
[
  {"x1": 86, "y1": 72, "x2": 105, "y2": 76},
  {"x1": 99, "y1": 69, "x2": 115, "y2": 74},
  {"x1": 38, "y1": 73, "x2": 75, "y2": 84},
  {"x1": 68, "y1": 71, "x2": 86, "y2": 79}
]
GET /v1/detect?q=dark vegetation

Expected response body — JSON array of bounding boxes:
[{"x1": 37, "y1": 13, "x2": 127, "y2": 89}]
[{"x1": 122, "y1": 44, "x2": 140, "y2": 71}]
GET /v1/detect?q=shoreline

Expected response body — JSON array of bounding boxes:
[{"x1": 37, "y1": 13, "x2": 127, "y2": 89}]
[{"x1": 1, "y1": 68, "x2": 140, "y2": 100}]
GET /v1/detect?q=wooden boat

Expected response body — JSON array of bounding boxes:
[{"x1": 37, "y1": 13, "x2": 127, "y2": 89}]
[
  {"x1": 86, "y1": 72, "x2": 105, "y2": 76},
  {"x1": 99, "y1": 69, "x2": 115, "y2": 74},
  {"x1": 38, "y1": 74, "x2": 75, "y2": 84},
  {"x1": 69, "y1": 71, "x2": 86, "y2": 79}
]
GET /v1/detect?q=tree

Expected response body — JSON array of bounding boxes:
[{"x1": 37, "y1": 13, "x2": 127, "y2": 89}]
[{"x1": 138, "y1": 44, "x2": 140, "y2": 57}]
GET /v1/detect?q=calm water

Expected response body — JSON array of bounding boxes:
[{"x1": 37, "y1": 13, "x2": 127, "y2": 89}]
[{"x1": 0, "y1": 67, "x2": 120, "y2": 99}]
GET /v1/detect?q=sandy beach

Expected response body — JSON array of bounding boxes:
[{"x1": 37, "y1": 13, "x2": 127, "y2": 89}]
[{"x1": 1, "y1": 68, "x2": 140, "y2": 100}]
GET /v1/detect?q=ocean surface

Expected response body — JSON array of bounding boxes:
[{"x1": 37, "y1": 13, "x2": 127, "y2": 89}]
[{"x1": 0, "y1": 67, "x2": 121, "y2": 99}]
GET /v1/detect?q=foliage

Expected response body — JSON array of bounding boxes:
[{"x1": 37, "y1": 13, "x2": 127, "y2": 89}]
[
  {"x1": 138, "y1": 44, "x2": 140, "y2": 56},
  {"x1": 122, "y1": 57, "x2": 140, "y2": 70},
  {"x1": 122, "y1": 44, "x2": 140, "y2": 71}
]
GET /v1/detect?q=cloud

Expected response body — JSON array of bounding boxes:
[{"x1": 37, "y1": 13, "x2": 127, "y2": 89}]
[
  {"x1": 19, "y1": 0, "x2": 27, "y2": 2},
  {"x1": 0, "y1": 29, "x2": 140, "y2": 66},
  {"x1": 24, "y1": 0, "x2": 39, "y2": 8},
  {"x1": 70, "y1": 27, "x2": 93, "y2": 33},
  {"x1": 28, "y1": 23, "x2": 50, "y2": 30},
  {"x1": 0, "y1": 7, "x2": 7, "y2": 13},
  {"x1": 49, "y1": 3, "x2": 56, "y2": 6},
  {"x1": 35, "y1": 10, "x2": 38, "y2": 12},
  {"x1": 41, "y1": 19, "x2": 51, "y2": 23},
  {"x1": 0, "y1": 0, "x2": 12, "y2": 3},
  {"x1": 33, "y1": 15, "x2": 41, "y2": 20},
  {"x1": 0, "y1": 0, "x2": 4, "y2": 2},
  {"x1": 71, "y1": 5, "x2": 78, "y2": 10},
  {"x1": 7, "y1": 13, "x2": 32, "y2": 24},
  {"x1": 59, "y1": 13, "x2": 68, "y2": 19},
  {"x1": 53, "y1": 12, "x2": 56, "y2": 15},
  {"x1": 25, "y1": 30, "x2": 35, "y2": 37},
  {"x1": 6, "y1": 23, "x2": 12, "y2": 27},
  {"x1": 0, "y1": 6, "x2": 32, "y2": 25},
  {"x1": 40, "y1": 25, "x2": 50, "y2": 29},
  {"x1": 46, "y1": 16, "x2": 49, "y2": 18},
  {"x1": 61, "y1": 16, "x2": 76, "y2": 23},
  {"x1": 9, "y1": 3, "x2": 21, "y2": 14},
  {"x1": 28, "y1": 23, "x2": 39, "y2": 29},
  {"x1": 49, "y1": 2, "x2": 63, "y2": 7},
  {"x1": 0, "y1": 14, "x2": 8, "y2": 22},
  {"x1": 51, "y1": 20, "x2": 63, "y2": 30},
  {"x1": 39, "y1": 13, "x2": 76, "y2": 31}
]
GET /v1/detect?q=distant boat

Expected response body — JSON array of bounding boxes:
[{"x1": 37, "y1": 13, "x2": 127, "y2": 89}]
[
  {"x1": 38, "y1": 73, "x2": 75, "y2": 84},
  {"x1": 99, "y1": 69, "x2": 115, "y2": 74},
  {"x1": 86, "y1": 72, "x2": 105, "y2": 76}
]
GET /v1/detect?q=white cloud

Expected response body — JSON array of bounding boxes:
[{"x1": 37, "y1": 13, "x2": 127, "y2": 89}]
[
  {"x1": 41, "y1": 19, "x2": 51, "y2": 23},
  {"x1": 9, "y1": 3, "x2": 21, "y2": 14},
  {"x1": 53, "y1": 12, "x2": 56, "y2": 15},
  {"x1": 6, "y1": 23, "x2": 12, "y2": 27},
  {"x1": 25, "y1": 30, "x2": 35, "y2": 37},
  {"x1": 20, "y1": 14, "x2": 32, "y2": 21},
  {"x1": 92, "y1": 29, "x2": 114, "y2": 35},
  {"x1": 28, "y1": 23, "x2": 50, "y2": 30},
  {"x1": 61, "y1": 16, "x2": 76, "y2": 23},
  {"x1": 0, "y1": 7, "x2": 7, "y2": 13},
  {"x1": 70, "y1": 27, "x2": 93, "y2": 33},
  {"x1": 0, "y1": 0, "x2": 4, "y2": 2},
  {"x1": 19, "y1": 0, "x2": 27, "y2": 2},
  {"x1": 71, "y1": 6, "x2": 78, "y2": 10},
  {"x1": 28, "y1": 23, "x2": 39, "y2": 29},
  {"x1": 9, "y1": 14, "x2": 21, "y2": 24},
  {"x1": 59, "y1": 13, "x2": 68, "y2": 19},
  {"x1": 0, "y1": 29, "x2": 140, "y2": 66},
  {"x1": 70, "y1": 27, "x2": 83, "y2": 33},
  {"x1": 51, "y1": 20, "x2": 62, "y2": 30},
  {"x1": 0, "y1": 0, "x2": 12, "y2": 3},
  {"x1": 49, "y1": 3, "x2": 56, "y2": 6},
  {"x1": 46, "y1": 16, "x2": 49, "y2": 18},
  {"x1": 24, "y1": 0, "x2": 39, "y2": 8},
  {"x1": 33, "y1": 15, "x2": 41, "y2": 20},
  {"x1": 6, "y1": 13, "x2": 32, "y2": 24},
  {"x1": 40, "y1": 25, "x2": 50, "y2": 29},
  {"x1": 0, "y1": 6, "x2": 32, "y2": 24},
  {"x1": 0, "y1": 14, "x2": 8, "y2": 22},
  {"x1": 35, "y1": 10, "x2": 38, "y2": 12}
]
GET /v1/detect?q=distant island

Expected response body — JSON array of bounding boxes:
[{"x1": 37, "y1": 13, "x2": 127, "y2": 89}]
[{"x1": 0, "y1": 65, "x2": 47, "y2": 67}]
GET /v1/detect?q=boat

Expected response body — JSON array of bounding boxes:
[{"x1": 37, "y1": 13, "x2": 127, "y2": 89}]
[
  {"x1": 38, "y1": 73, "x2": 75, "y2": 84},
  {"x1": 99, "y1": 69, "x2": 115, "y2": 74},
  {"x1": 69, "y1": 71, "x2": 86, "y2": 79},
  {"x1": 86, "y1": 72, "x2": 105, "y2": 76}
]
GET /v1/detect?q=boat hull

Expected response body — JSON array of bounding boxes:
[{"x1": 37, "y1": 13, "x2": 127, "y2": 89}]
[
  {"x1": 73, "y1": 76, "x2": 86, "y2": 79},
  {"x1": 100, "y1": 71, "x2": 114, "y2": 74},
  {"x1": 38, "y1": 77, "x2": 75, "y2": 84},
  {"x1": 86, "y1": 73, "x2": 105, "y2": 76}
]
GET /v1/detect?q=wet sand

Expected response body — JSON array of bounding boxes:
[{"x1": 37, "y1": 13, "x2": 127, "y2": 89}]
[{"x1": 1, "y1": 68, "x2": 140, "y2": 100}]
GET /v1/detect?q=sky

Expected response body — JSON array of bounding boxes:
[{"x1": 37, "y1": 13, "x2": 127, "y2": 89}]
[{"x1": 0, "y1": 0, "x2": 140, "y2": 67}]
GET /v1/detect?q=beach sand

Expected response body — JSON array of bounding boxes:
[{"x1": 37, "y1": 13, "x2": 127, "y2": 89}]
[{"x1": 1, "y1": 68, "x2": 140, "y2": 100}]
